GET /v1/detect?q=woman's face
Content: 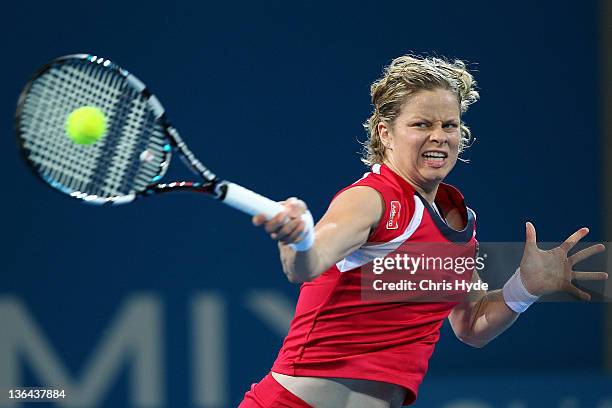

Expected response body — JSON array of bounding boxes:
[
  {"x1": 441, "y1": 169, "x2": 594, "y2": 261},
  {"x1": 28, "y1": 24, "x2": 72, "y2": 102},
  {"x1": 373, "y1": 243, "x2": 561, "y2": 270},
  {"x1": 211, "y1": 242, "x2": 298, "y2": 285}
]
[{"x1": 379, "y1": 88, "x2": 461, "y2": 192}]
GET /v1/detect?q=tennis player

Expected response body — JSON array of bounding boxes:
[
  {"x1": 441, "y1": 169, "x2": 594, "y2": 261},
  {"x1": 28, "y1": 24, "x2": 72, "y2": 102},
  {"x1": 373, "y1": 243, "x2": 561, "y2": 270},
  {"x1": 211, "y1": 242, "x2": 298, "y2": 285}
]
[{"x1": 239, "y1": 55, "x2": 608, "y2": 408}]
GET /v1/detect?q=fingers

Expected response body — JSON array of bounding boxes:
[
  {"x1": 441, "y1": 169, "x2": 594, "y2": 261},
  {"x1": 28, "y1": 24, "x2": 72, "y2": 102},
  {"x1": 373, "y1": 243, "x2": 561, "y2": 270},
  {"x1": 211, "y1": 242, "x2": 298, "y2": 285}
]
[
  {"x1": 261, "y1": 211, "x2": 289, "y2": 233},
  {"x1": 560, "y1": 227, "x2": 589, "y2": 253},
  {"x1": 272, "y1": 216, "x2": 304, "y2": 241},
  {"x1": 256, "y1": 212, "x2": 303, "y2": 242},
  {"x1": 522, "y1": 222, "x2": 539, "y2": 258},
  {"x1": 568, "y1": 243, "x2": 605, "y2": 265},
  {"x1": 563, "y1": 282, "x2": 591, "y2": 301},
  {"x1": 276, "y1": 218, "x2": 305, "y2": 243},
  {"x1": 252, "y1": 214, "x2": 267, "y2": 226},
  {"x1": 572, "y1": 271, "x2": 609, "y2": 281},
  {"x1": 252, "y1": 197, "x2": 309, "y2": 244},
  {"x1": 281, "y1": 197, "x2": 307, "y2": 218},
  {"x1": 525, "y1": 222, "x2": 537, "y2": 244},
  {"x1": 252, "y1": 211, "x2": 288, "y2": 227}
]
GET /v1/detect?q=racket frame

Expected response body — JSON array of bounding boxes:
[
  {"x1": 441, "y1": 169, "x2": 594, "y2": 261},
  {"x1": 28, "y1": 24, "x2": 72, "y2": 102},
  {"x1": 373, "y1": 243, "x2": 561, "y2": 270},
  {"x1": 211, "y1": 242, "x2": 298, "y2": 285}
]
[
  {"x1": 15, "y1": 54, "x2": 223, "y2": 204},
  {"x1": 16, "y1": 54, "x2": 290, "y2": 221}
]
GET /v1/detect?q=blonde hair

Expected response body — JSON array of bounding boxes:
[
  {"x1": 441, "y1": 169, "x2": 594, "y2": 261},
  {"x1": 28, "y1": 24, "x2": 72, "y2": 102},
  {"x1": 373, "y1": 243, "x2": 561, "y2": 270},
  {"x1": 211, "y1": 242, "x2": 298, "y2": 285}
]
[{"x1": 362, "y1": 54, "x2": 480, "y2": 166}]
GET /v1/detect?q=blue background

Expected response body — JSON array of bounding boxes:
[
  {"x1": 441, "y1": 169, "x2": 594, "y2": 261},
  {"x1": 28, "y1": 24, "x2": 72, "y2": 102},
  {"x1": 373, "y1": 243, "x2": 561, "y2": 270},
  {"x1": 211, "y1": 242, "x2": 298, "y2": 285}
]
[{"x1": 1, "y1": 0, "x2": 609, "y2": 406}]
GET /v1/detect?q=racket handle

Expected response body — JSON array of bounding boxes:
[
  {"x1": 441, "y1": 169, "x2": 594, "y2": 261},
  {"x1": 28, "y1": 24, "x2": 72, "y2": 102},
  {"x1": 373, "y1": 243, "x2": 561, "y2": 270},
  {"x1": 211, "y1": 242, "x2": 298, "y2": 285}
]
[
  {"x1": 217, "y1": 182, "x2": 315, "y2": 251},
  {"x1": 217, "y1": 182, "x2": 285, "y2": 219}
]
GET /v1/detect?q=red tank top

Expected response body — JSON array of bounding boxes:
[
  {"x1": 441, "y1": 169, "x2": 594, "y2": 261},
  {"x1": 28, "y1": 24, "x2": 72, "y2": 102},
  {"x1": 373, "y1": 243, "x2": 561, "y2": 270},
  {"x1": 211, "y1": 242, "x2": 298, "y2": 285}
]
[{"x1": 271, "y1": 163, "x2": 477, "y2": 405}]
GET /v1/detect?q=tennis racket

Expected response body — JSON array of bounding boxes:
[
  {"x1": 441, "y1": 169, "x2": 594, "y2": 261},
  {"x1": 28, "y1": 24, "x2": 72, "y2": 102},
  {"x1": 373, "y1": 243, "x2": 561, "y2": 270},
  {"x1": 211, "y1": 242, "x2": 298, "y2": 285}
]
[{"x1": 15, "y1": 54, "x2": 299, "y2": 225}]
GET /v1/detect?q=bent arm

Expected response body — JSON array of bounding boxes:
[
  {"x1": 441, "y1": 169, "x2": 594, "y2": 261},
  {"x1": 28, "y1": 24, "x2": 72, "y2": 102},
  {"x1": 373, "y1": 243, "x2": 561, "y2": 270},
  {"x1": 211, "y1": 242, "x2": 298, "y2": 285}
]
[
  {"x1": 280, "y1": 186, "x2": 384, "y2": 283},
  {"x1": 448, "y1": 270, "x2": 518, "y2": 348}
]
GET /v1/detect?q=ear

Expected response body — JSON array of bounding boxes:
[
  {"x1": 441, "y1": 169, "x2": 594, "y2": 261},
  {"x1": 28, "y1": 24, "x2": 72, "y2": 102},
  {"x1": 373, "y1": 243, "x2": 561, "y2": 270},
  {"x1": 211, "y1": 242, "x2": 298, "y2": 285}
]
[{"x1": 377, "y1": 121, "x2": 392, "y2": 146}]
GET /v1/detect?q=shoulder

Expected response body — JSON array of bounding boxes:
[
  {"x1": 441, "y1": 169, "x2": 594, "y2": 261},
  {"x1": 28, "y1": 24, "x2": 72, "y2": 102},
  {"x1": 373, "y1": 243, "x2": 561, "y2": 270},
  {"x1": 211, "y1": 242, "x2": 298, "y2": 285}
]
[
  {"x1": 331, "y1": 164, "x2": 407, "y2": 217},
  {"x1": 332, "y1": 164, "x2": 417, "y2": 243},
  {"x1": 335, "y1": 164, "x2": 410, "y2": 200},
  {"x1": 325, "y1": 185, "x2": 384, "y2": 233}
]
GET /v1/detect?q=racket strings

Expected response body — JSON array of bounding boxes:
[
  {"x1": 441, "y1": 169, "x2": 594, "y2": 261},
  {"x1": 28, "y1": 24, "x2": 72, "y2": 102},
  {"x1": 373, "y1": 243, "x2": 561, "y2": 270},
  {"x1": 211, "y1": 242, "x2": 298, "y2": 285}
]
[
  {"x1": 98, "y1": 93, "x2": 164, "y2": 195},
  {"x1": 23, "y1": 63, "x2": 116, "y2": 193},
  {"x1": 19, "y1": 59, "x2": 169, "y2": 200},
  {"x1": 87, "y1": 84, "x2": 144, "y2": 196}
]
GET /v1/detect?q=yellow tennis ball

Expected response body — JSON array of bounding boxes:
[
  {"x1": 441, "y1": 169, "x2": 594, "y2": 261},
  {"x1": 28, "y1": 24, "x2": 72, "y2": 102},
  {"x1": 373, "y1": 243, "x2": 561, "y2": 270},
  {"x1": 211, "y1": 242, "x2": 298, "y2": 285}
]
[{"x1": 65, "y1": 106, "x2": 107, "y2": 145}]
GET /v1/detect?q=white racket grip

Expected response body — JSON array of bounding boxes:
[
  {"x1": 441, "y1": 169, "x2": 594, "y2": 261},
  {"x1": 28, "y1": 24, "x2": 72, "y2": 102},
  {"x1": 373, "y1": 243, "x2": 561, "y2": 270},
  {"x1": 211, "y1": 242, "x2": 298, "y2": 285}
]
[
  {"x1": 218, "y1": 182, "x2": 315, "y2": 251},
  {"x1": 219, "y1": 182, "x2": 284, "y2": 219}
]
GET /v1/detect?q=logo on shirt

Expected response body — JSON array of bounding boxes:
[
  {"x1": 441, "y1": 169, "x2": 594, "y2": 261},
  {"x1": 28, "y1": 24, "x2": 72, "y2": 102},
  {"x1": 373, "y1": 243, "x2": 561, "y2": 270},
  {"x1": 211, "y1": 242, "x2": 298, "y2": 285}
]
[{"x1": 386, "y1": 201, "x2": 401, "y2": 230}]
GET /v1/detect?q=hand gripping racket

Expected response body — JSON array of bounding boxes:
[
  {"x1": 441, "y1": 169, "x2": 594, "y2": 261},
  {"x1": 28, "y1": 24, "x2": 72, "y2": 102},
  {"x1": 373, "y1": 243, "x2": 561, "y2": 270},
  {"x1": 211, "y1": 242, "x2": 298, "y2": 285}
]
[{"x1": 15, "y1": 54, "x2": 310, "y2": 237}]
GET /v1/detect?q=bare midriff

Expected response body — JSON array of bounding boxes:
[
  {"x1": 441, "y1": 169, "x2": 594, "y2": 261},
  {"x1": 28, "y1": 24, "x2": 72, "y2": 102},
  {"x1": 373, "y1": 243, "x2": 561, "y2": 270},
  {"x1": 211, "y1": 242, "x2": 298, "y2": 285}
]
[{"x1": 271, "y1": 371, "x2": 407, "y2": 408}]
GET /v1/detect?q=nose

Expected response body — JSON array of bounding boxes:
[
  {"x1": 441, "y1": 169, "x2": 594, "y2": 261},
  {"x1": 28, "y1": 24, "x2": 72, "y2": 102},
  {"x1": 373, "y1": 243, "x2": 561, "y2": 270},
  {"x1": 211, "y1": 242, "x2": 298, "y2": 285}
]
[{"x1": 429, "y1": 122, "x2": 449, "y2": 145}]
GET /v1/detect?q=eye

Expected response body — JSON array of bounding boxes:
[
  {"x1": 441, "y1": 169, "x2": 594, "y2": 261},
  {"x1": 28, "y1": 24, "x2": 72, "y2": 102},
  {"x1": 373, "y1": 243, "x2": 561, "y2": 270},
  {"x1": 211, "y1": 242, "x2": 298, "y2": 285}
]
[
  {"x1": 412, "y1": 122, "x2": 430, "y2": 128},
  {"x1": 443, "y1": 123, "x2": 460, "y2": 132}
]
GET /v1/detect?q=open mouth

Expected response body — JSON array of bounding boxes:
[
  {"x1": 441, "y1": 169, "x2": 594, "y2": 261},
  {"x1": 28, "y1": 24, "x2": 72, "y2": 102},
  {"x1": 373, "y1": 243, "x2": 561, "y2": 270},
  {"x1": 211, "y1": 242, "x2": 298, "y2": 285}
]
[{"x1": 421, "y1": 151, "x2": 448, "y2": 167}]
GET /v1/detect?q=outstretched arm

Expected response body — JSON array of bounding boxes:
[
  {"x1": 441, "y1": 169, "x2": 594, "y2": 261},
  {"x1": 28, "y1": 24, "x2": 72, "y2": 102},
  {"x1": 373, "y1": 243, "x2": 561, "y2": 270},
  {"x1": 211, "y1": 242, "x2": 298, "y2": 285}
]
[
  {"x1": 449, "y1": 222, "x2": 608, "y2": 348},
  {"x1": 252, "y1": 186, "x2": 384, "y2": 283}
]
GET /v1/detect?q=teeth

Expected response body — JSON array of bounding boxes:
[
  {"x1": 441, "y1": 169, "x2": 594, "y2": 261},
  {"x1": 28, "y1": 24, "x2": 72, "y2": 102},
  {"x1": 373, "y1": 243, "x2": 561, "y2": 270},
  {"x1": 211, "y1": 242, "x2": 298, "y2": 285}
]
[{"x1": 422, "y1": 152, "x2": 446, "y2": 158}]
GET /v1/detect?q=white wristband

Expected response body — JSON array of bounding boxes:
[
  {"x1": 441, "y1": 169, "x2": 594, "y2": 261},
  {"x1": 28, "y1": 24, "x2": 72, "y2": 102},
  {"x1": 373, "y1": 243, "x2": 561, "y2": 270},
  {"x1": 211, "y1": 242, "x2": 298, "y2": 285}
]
[
  {"x1": 502, "y1": 268, "x2": 539, "y2": 313},
  {"x1": 289, "y1": 210, "x2": 315, "y2": 252}
]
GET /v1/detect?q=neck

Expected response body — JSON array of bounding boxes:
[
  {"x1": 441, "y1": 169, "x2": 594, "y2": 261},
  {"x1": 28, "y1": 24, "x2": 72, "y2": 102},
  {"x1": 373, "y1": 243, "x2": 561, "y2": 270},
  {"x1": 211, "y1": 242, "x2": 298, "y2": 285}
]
[{"x1": 382, "y1": 160, "x2": 439, "y2": 205}]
